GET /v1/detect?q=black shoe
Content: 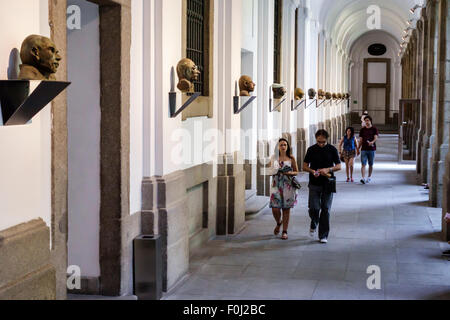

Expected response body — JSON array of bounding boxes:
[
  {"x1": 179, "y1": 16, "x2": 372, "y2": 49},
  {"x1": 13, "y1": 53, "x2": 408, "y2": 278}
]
[
  {"x1": 360, "y1": 179, "x2": 365, "y2": 185},
  {"x1": 443, "y1": 250, "x2": 450, "y2": 256}
]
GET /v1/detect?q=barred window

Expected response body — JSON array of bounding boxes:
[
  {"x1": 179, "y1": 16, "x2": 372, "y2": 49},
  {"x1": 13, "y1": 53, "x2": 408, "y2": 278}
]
[
  {"x1": 294, "y1": 7, "x2": 298, "y2": 89},
  {"x1": 274, "y1": 0, "x2": 282, "y2": 84},
  {"x1": 187, "y1": 0, "x2": 209, "y2": 95}
]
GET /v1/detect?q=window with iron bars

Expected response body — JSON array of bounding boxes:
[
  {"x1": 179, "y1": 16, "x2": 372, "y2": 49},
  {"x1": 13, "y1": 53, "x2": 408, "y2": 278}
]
[
  {"x1": 274, "y1": 0, "x2": 282, "y2": 84},
  {"x1": 186, "y1": 0, "x2": 209, "y2": 96}
]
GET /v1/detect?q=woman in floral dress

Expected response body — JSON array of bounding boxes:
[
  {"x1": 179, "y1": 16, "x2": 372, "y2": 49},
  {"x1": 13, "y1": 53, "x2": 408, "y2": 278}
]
[{"x1": 270, "y1": 138, "x2": 300, "y2": 240}]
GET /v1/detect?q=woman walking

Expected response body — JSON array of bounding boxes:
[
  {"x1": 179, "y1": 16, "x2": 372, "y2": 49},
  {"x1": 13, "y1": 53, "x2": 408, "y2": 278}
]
[
  {"x1": 338, "y1": 127, "x2": 359, "y2": 182},
  {"x1": 269, "y1": 138, "x2": 300, "y2": 240}
]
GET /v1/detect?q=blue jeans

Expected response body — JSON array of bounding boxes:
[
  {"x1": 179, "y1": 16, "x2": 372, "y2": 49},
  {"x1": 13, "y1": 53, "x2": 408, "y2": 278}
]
[
  {"x1": 308, "y1": 184, "x2": 334, "y2": 239},
  {"x1": 361, "y1": 150, "x2": 375, "y2": 166}
]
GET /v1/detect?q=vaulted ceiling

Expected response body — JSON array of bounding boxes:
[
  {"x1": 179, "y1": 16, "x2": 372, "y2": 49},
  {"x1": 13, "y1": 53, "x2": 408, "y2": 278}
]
[{"x1": 306, "y1": 0, "x2": 425, "y2": 55}]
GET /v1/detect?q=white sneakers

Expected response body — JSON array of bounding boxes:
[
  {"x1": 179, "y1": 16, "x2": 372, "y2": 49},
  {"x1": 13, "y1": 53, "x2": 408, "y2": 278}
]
[{"x1": 310, "y1": 228, "x2": 328, "y2": 243}]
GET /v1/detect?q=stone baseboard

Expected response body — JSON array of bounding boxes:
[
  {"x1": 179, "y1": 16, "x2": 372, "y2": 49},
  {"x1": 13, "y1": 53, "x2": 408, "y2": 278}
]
[{"x1": 0, "y1": 219, "x2": 55, "y2": 300}]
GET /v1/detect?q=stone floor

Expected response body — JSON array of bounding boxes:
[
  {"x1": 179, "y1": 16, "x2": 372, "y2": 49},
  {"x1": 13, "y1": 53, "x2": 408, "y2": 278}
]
[{"x1": 163, "y1": 135, "x2": 450, "y2": 300}]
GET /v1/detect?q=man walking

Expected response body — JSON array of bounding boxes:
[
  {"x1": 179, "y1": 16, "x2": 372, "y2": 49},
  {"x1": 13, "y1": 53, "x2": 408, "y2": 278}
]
[
  {"x1": 303, "y1": 130, "x2": 341, "y2": 243},
  {"x1": 359, "y1": 116, "x2": 379, "y2": 184}
]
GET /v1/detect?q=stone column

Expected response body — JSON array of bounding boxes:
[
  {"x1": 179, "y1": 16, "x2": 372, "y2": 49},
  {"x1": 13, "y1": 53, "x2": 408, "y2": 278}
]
[
  {"x1": 430, "y1": 0, "x2": 450, "y2": 208},
  {"x1": 141, "y1": 173, "x2": 188, "y2": 293},
  {"x1": 426, "y1": 1, "x2": 439, "y2": 197},
  {"x1": 416, "y1": 19, "x2": 425, "y2": 177},
  {"x1": 256, "y1": 140, "x2": 271, "y2": 196},
  {"x1": 439, "y1": 0, "x2": 450, "y2": 240},
  {"x1": 420, "y1": 9, "x2": 430, "y2": 184},
  {"x1": 217, "y1": 153, "x2": 246, "y2": 236}
]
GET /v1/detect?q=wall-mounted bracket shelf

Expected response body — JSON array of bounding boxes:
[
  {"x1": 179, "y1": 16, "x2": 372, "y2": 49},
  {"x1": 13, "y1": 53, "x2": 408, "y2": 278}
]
[
  {"x1": 233, "y1": 96, "x2": 256, "y2": 114},
  {"x1": 305, "y1": 99, "x2": 317, "y2": 108},
  {"x1": 0, "y1": 80, "x2": 70, "y2": 126},
  {"x1": 291, "y1": 99, "x2": 306, "y2": 111},
  {"x1": 168, "y1": 91, "x2": 201, "y2": 118},
  {"x1": 316, "y1": 99, "x2": 326, "y2": 108},
  {"x1": 269, "y1": 97, "x2": 286, "y2": 112}
]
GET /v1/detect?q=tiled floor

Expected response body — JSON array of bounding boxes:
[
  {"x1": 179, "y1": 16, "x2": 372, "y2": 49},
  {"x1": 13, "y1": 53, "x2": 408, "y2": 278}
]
[{"x1": 163, "y1": 135, "x2": 450, "y2": 300}]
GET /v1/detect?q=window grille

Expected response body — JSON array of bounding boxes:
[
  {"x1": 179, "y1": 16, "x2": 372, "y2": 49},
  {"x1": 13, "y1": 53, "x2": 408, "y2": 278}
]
[
  {"x1": 187, "y1": 0, "x2": 206, "y2": 95},
  {"x1": 274, "y1": 0, "x2": 282, "y2": 84}
]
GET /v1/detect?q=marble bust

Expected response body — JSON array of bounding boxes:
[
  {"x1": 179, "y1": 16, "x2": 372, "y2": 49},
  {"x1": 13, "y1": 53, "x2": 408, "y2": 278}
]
[
  {"x1": 239, "y1": 75, "x2": 255, "y2": 96},
  {"x1": 176, "y1": 58, "x2": 201, "y2": 93},
  {"x1": 18, "y1": 35, "x2": 61, "y2": 80}
]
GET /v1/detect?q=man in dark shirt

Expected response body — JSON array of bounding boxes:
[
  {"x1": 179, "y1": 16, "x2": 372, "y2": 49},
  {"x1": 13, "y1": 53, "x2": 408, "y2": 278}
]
[
  {"x1": 358, "y1": 116, "x2": 379, "y2": 184},
  {"x1": 303, "y1": 130, "x2": 341, "y2": 243}
]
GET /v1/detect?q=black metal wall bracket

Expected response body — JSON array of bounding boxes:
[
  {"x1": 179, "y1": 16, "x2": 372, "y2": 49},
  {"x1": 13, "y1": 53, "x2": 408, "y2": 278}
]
[
  {"x1": 291, "y1": 99, "x2": 306, "y2": 111},
  {"x1": 305, "y1": 98, "x2": 317, "y2": 108},
  {"x1": 168, "y1": 91, "x2": 201, "y2": 118},
  {"x1": 316, "y1": 99, "x2": 326, "y2": 108},
  {"x1": 0, "y1": 80, "x2": 71, "y2": 126},
  {"x1": 233, "y1": 96, "x2": 256, "y2": 114},
  {"x1": 269, "y1": 98, "x2": 286, "y2": 112}
]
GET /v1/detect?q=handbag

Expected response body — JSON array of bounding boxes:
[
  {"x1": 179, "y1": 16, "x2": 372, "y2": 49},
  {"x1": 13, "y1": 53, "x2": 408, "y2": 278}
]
[
  {"x1": 276, "y1": 166, "x2": 301, "y2": 190},
  {"x1": 290, "y1": 176, "x2": 302, "y2": 190},
  {"x1": 324, "y1": 172, "x2": 337, "y2": 193}
]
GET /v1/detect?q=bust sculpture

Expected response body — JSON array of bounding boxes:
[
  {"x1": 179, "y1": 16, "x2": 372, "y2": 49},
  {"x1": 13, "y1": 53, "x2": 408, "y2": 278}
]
[
  {"x1": 239, "y1": 75, "x2": 255, "y2": 96},
  {"x1": 176, "y1": 58, "x2": 201, "y2": 93},
  {"x1": 272, "y1": 84, "x2": 286, "y2": 99},
  {"x1": 294, "y1": 88, "x2": 304, "y2": 100},
  {"x1": 18, "y1": 35, "x2": 61, "y2": 80},
  {"x1": 308, "y1": 88, "x2": 316, "y2": 99},
  {"x1": 325, "y1": 92, "x2": 332, "y2": 100},
  {"x1": 318, "y1": 89, "x2": 325, "y2": 99}
]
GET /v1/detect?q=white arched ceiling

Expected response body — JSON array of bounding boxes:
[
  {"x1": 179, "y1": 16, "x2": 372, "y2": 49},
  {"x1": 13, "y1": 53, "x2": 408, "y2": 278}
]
[{"x1": 307, "y1": 0, "x2": 425, "y2": 55}]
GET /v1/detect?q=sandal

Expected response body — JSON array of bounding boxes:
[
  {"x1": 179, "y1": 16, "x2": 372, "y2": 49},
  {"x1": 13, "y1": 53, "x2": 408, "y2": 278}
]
[
  {"x1": 281, "y1": 231, "x2": 288, "y2": 240},
  {"x1": 274, "y1": 221, "x2": 282, "y2": 235}
]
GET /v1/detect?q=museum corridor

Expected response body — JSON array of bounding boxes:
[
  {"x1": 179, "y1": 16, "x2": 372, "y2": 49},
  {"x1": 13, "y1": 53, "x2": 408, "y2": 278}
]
[
  {"x1": 164, "y1": 135, "x2": 450, "y2": 300},
  {"x1": 2, "y1": 0, "x2": 450, "y2": 301}
]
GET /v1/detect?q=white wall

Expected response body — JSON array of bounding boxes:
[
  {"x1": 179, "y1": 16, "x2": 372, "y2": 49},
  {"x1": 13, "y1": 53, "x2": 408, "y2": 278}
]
[
  {"x1": 0, "y1": 0, "x2": 52, "y2": 234},
  {"x1": 67, "y1": 0, "x2": 101, "y2": 277}
]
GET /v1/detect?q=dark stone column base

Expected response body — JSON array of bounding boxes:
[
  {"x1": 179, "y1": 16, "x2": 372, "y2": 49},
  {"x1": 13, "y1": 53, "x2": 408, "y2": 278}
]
[
  {"x1": 142, "y1": 172, "x2": 189, "y2": 293},
  {"x1": 0, "y1": 219, "x2": 55, "y2": 300},
  {"x1": 297, "y1": 128, "x2": 307, "y2": 170},
  {"x1": 257, "y1": 140, "x2": 271, "y2": 196},
  {"x1": 217, "y1": 153, "x2": 246, "y2": 235}
]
